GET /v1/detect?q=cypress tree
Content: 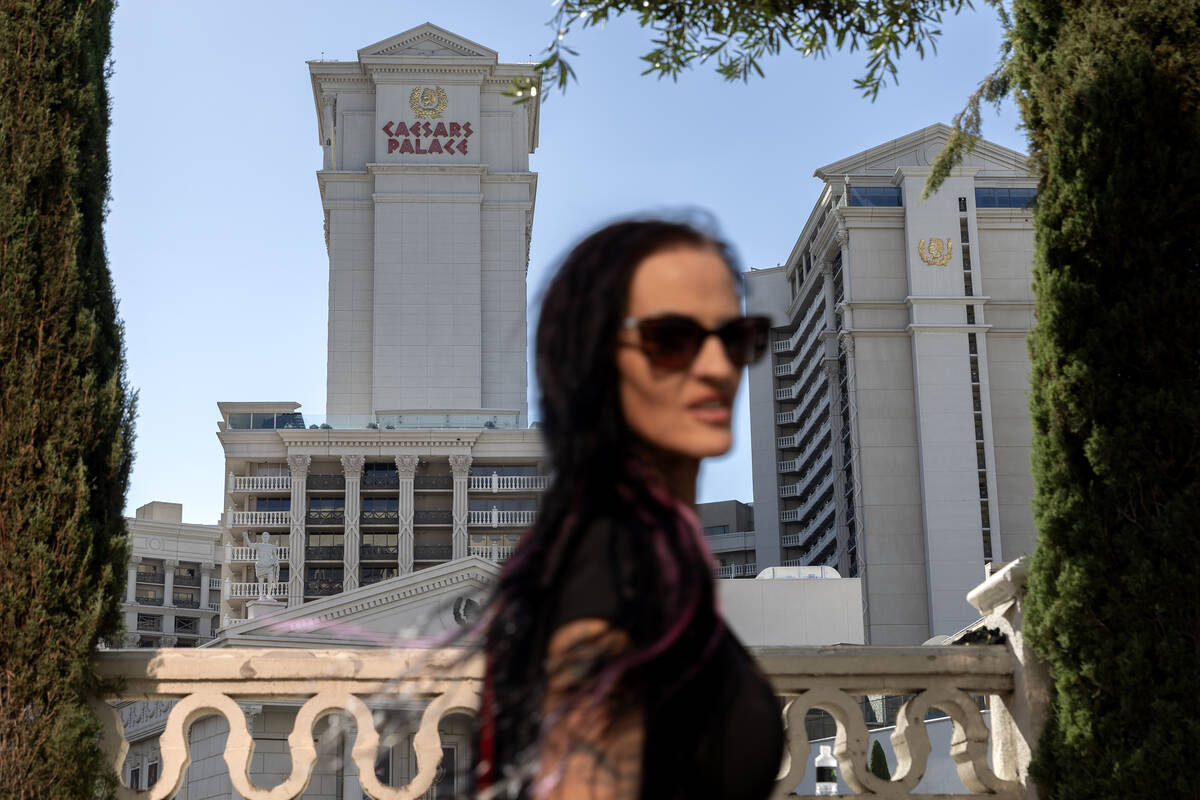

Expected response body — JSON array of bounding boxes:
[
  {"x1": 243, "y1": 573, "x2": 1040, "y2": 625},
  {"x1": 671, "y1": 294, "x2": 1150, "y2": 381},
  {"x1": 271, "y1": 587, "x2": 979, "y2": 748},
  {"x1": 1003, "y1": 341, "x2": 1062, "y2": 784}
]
[
  {"x1": 0, "y1": 1, "x2": 134, "y2": 797},
  {"x1": 1010, "y1": 0, "x2": 1200, "y2": 797},
  {"x1": 869, "y1": 739, "x2": 891, "y2": 781}
]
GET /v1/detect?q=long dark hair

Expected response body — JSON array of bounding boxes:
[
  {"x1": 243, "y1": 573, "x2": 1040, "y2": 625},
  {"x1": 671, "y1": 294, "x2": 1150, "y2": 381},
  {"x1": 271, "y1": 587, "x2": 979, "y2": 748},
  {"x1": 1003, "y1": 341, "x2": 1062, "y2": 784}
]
[{"x1": 476, "y1": 217, "x2": 744, "y2": 797}]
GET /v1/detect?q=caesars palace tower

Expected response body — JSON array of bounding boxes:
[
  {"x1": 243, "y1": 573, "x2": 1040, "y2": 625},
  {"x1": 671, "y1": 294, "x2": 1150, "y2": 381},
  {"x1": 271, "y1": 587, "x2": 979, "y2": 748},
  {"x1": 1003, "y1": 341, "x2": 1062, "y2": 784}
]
[{"x1": 212, "y1": 24, "x2": 547, "y2": 630}]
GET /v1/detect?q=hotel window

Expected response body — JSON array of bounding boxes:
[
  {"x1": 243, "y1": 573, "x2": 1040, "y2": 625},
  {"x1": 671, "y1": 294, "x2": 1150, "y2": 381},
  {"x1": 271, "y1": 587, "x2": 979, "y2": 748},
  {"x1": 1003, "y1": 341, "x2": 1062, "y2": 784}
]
[
  {"x1": 308, "y1": 497, "x2": 344, "y2": 510},
  {"x1": 968, "y1": 332, "x2": 994, "y2": 560},
  {"x1": 129, "y1": 766, "x2": 141, "y2": 791},
  {"x1": 704, "y1": 525, "x2": 730, "y2": 535},
  {"x1": 255, "y1": 497, "x2": 290, "y2": 512},
  {"x1": 146, "y1": 761, "x2": 158, "y2": 789},
  {"x1": 847, "y1": 186, "x2": 903, "y2": 207},
  {"x1": 975, "y1": 187, "x2": 1037, "y2": 208}
]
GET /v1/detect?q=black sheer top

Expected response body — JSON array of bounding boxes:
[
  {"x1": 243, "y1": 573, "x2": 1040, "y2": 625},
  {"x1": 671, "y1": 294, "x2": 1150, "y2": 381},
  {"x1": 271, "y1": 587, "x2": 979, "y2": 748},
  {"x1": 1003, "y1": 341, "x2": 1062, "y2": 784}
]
[{"x1": 548, "y1": 518, "x2": 784, "y2": 800}]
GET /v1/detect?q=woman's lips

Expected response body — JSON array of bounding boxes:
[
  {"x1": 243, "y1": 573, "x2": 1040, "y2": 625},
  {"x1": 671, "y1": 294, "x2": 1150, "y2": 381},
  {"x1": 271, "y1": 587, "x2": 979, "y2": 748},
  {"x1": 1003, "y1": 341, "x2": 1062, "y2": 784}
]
[{"x1": 688, "y1": 399, "x2": 732, "y2": 424}]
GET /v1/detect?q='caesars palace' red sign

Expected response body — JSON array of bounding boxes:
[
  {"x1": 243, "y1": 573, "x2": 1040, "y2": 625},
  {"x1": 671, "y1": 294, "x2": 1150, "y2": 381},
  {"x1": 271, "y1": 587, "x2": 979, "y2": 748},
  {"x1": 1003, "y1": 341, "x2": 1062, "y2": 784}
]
[{"x1": 382, "y1": 120, "x2": 473, "y2": 155}]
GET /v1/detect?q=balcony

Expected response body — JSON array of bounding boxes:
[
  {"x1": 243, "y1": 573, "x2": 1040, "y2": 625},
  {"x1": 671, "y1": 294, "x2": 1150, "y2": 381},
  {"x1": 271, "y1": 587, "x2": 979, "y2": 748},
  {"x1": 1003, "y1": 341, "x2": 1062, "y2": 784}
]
[
  {"x1": 306, "y1": 509, "x2": 345, "y2": 526},
  {"x1": 304, "y1": 579, "x2": 343, "y2": 597},
  {"x1": 207, "y1": 600, "x2": 220, "y2": 611},
  {"x1": 229, "y1": 474, "x2": 292, "y2": 493},
  {"x1": 92, "y1": 560, "x2": 1045, "y2": 799},
  {"x1": 361, "y1": 472, "x2": 397, "y2": 489},
  {"x1": 226, "y1": 581, "x2": 288, "y2": 599},
  {"x1": 173, "y1": 572, "x2": 201, "y2": 588},
  {"x1": 361, "y1": 509, "x2": 399, "y2": 525},
  {"x1": 360, "y1": 545, "x2": 399, "y2": 561},
  {"x1": 772, "y1": 295, "x2": 826, "y2": 355},
  {"x1": 227, "y1": 510, "x2": 290, "y2": 528},
  {"x1": 776, "y1": 373, "x2": 829, "y2": 426},
  {"x1": 305, "y1": 546, "x2": 344, "y2": 561},
  {"x1": 414, "y1": 509, "x2": 452, "y2": 525},
  {"x1": 134, "y1": 595, "x2": 163, "y2": 606},
  {"x1": 227, "y1": 544, "x2": 291, "y2": 564},
  {"x1": 468, "y1": 508, "x2": 537, "y2": 528},
  {"x1": 715, "y1": 562, "x2": 758, "y2": 578},
  {"x1": 468, "y1": 473, "x2": 550, "y2": 492},
  {"x1": 414, "y1": 475, "x2": 452, "y2": 490},
  {"x1": 172, "y1": 595, "x2": 200, "y2": 609},
  {"x1": 223, "y1": 411, "x2": 524, "y2": 432},
  {"x1": 414, "y1": 545, "x2": 452, "y2": 561},
  {"x1": 209, "y1": 577, "x2": 222, "y2": 591},
  {"x1": 308, "y1": 474, "x2": 346, "y2": 491},
  {"x1": 468, "y1": 543, "x2": 515, "y2": 562},
  {"x1": 136, "y1": 571, "x2": 164, "y2": 585}
]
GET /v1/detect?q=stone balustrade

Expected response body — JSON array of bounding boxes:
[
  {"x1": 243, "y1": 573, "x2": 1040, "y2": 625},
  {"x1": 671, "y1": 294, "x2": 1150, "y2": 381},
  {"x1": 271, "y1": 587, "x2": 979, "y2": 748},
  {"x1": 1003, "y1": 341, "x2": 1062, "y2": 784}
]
[{"x1": 93, "y1": 559, "x2": 1045, "y2": 800}]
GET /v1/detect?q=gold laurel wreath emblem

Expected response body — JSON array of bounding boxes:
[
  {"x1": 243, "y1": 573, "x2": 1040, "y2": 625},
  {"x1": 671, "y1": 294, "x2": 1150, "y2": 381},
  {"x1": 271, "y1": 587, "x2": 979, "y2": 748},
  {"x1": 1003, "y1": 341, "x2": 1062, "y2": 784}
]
[
  {"x1": 918, "y1": 237, "x2": 954, "y2": 267},
  {"x1": 409, "y1": 86, "x2": 448, "y2": 119}
]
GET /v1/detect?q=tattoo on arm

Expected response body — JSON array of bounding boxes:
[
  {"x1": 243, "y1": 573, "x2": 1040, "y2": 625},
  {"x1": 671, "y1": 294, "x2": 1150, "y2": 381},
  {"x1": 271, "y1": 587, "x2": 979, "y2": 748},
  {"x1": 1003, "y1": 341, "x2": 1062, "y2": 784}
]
[{"x1": 537, "y1": 619, "x2": 644, "y2": 799}]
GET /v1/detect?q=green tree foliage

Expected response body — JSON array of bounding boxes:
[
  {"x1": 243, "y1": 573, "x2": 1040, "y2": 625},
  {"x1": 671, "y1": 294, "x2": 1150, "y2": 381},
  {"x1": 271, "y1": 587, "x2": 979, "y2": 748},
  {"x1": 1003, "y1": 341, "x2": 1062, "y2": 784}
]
[
  {"x1": 1009, "y1": 0, "x2": 1200, "y2": 797},
  {"x1": 0, "y1": 0, "x2": 135, "y2": 797},
  {"x1": 511, "y1": 0, "x2": 978, "y2": 101},
  {"x1": 870, "y1": 739, "x2": 891, "y2": 781}
]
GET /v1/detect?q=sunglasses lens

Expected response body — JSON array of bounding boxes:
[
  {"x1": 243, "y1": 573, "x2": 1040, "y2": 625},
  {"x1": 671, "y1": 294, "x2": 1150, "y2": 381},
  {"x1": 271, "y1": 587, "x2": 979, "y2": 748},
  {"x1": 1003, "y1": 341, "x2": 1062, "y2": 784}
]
[
  {"x1": 719, "y1": 316, "x2": 771, "y2": 367},
  {"x1": 638, "y1": 317, "x2": 705, "y2": 369}
]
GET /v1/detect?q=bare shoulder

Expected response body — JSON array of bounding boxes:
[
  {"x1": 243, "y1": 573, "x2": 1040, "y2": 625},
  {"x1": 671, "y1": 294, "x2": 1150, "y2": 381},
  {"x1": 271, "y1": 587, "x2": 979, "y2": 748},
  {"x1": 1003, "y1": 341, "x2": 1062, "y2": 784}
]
[{"x1": 539, "y1": 618, "x2": 643, "y2": 799}]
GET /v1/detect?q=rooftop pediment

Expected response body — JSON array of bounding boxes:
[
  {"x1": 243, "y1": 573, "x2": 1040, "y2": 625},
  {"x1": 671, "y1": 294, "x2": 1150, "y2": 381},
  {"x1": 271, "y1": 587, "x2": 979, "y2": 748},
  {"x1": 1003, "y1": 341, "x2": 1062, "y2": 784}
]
[
  {"x1": 211, "y1": 557, "x2": 500, "y2": 649},
  {"x1": 814, "y1": 123, "x2": 1031, "y2": 180},
  {"x1": 358, "y1": 23, "x2": 498, "y2": 63}
]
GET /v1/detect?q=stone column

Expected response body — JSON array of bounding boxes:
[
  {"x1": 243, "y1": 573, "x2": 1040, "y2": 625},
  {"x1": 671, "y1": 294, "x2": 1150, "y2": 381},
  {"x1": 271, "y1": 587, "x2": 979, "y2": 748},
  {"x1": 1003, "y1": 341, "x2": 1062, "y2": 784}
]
[
  {"x1": 199, "y1": 562, "x2": 212, "y2": 611},
  {"x1": 287, "y1": 454, "x2": 311, "y2": 607},
  {"x1": 126, "y1": 555, "x2": 141, "y2": 603},
  {"x1": 341, "y1": 455, "x2": 364, "y2": 592},
  {"x1": 449, "y1": 454, "x2": 473, "y2": 560},
  {"x1": 395, "y1": 455, "x2": 417, "y2": 575},
  {"x1": 320, "y1": 92, "x2": 336, "y2": 170},
  {"x1": 163, "y1": 559, "x2": 176, "y2": 607}
]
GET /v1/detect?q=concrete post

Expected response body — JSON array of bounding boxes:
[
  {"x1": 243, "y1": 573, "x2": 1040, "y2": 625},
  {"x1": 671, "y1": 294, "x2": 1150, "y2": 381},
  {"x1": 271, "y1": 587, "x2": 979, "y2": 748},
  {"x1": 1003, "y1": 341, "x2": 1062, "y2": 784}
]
[
  {"x1": 287, "y1": 454, "x2": 311, "y2": 607},
  {"x1": 395, "y1": 455, "x2": 417, "y2": 575},
  {"x1": 341, "y1": 455, "x2": 365, "y2": 592},
  {"x1": 449, "y1": 454, "x2": 473, "y2": 560}
]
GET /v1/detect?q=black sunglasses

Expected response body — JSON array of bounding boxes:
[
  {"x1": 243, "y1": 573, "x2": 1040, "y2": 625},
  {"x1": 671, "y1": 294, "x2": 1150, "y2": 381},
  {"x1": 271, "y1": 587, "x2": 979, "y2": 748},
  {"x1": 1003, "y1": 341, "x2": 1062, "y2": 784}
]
[{"x1": 621, "y1": 314, "x2": 771, "y2": 370}]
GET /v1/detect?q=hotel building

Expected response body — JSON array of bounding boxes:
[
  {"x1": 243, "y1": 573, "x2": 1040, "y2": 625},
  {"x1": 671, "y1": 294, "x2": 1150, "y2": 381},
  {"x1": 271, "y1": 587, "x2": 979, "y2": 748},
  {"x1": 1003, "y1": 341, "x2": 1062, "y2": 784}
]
[
  {"x1": 117, "y1": 501, "x2": 223, "y2": 648},
  {"x1": 215, "y1": 23, "x2": 547, "y2": 631},
  {"x1": 746, "y1": 124, "x2": 1039, "y2": 644}
]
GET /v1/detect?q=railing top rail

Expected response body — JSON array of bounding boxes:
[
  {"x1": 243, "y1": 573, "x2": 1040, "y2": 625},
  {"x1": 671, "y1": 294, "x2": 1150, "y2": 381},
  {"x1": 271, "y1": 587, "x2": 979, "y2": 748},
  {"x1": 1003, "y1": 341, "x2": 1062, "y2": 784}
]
[
  {"x1": 94, "y1": 644, "x2": 1011, "y2": 691},
  {"x1": 94, "y1": 647, "x2": 484, "y2": 694}
]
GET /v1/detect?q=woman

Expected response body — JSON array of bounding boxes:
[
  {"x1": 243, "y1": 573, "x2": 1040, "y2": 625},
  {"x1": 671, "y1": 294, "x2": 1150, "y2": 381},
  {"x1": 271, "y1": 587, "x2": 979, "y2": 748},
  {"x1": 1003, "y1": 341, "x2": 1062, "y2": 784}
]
[{"x1": 476, "y1": 218, "x2": 783, "y2": 799}]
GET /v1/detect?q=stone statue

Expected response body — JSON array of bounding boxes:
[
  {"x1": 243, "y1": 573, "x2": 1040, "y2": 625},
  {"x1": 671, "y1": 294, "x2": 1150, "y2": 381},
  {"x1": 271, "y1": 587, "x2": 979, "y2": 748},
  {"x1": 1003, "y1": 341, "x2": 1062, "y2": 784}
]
[{"x1": 243, "y1": 531, "x2": 280, "y2": 598}]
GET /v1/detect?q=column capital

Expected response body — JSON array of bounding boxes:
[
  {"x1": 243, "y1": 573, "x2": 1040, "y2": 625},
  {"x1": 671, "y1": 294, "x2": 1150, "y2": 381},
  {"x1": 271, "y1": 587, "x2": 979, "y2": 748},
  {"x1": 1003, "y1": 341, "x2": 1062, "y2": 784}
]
[
  {"x1": 834, "y1": 228, "x2": 850, "y2": 249},
  {"x1": 394, "y1": 454, "x2": 419, "y2": 478},
  {"x1": 129, "y1": 555, "x2": 143, "y2": 566},
  {"x1": 201, "y1": 561, "x2": 215, "y2": 573},
  {"x1": 163, "y1": 559, "x2": 177, "y2": 570},
  {"x1": 340, "y1": 454, "x2": 365, "y2": 477},
  {"x1": 839, "y1": 332, "x2": 856, "y2": 357},
  {"x1": 448, "y1": 454, "x2": 473, "y2": 476},
  {"x1": 287, "y1": 454, "x2": 312, "y2": 479},
  {"x1": 320, "y1": 92, "x2": 336, "y2": 109}
]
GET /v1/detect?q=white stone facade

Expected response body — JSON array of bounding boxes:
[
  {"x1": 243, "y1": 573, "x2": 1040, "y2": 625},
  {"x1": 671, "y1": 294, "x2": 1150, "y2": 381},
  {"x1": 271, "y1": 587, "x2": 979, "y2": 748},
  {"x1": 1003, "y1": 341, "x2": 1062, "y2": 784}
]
[
  {"x1": 310, "y1": 23, "x2": 539, "y2": 421},
  {"x1": 747, "y1": 124, "x2": 1038, "y2": 644},
  {"x1": 117, "y1": 501, "x2": 224, "y2": 648},
  {"x1": 215, "y1": 24, "x2": 547, "y2": 630}
]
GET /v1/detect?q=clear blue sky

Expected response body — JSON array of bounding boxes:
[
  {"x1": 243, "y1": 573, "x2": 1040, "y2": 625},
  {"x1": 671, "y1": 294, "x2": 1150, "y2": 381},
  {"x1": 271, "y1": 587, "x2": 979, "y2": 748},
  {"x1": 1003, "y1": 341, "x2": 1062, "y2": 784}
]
[{"x1": 108, "y1": 1, "x2": 1025, "y2": 524}]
